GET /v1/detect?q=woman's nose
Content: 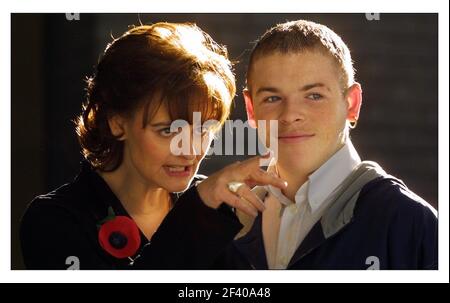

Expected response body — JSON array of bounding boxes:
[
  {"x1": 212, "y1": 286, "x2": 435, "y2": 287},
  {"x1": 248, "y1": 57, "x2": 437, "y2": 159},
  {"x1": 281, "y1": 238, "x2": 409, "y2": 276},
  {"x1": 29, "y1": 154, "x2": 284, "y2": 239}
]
[
  {"x1": 181, "y1": 131, "x2": 201, "y2": 160},
  {"x1": 182, "y1": 147, "x2": 197, "y2": 160}
]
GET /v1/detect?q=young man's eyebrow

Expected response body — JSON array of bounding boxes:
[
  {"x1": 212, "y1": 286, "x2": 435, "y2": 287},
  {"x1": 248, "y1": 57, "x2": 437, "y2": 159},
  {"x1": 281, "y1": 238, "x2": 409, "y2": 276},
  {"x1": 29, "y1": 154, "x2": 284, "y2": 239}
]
[
  {"x1": 256, "y1": 83, "x2": 331, "y2": 96},
  {"x1": 255, "y1": 87, "x2": 280, "y2": 96},
  {"x1": 300, "y1": 83, "x2": 331, "y2": 92}
]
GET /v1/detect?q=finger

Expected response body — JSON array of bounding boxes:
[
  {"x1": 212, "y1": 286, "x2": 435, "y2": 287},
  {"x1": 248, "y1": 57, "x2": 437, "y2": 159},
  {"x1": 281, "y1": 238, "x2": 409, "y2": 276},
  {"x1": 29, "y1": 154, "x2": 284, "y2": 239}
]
[
  {"x1": 249, "y1": 169, "x2": 288, "y2": 189},
  {"x1": 230, "y1": 154, "x2": 275, "y2": 180},
  {"x1": 244, "y1": 180, "x2": 259, "y2": 189},
  {"x1": 260, "y1": 150, "x2": 272, "y2": 159},
  {"x1": 241, "y1": 153, "x2": 272, "y2": 168},
  {"x1": 230, "y1": 162, "x2": 287, "y2": 189},
  {"x1": 236, "y1": 198, "x2": 259, "y2": 218},
  {"x1": 222, "y1": 190, "x2": 258, "y2": 217},
  {"x1": 228, "y1": 155, "x2": 267, "y2": 178},
  {"x1": 235, "y1": 184, "x2": 265, "y2": 212}
]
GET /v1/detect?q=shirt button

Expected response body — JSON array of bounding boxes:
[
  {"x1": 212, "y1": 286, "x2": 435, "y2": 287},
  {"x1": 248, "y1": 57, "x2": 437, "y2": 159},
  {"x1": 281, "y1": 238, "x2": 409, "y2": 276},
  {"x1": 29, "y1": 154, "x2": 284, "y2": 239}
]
[
  {"x1": 289, "y1": 205, "x2": 298, "y2": 214},
  {"x1": 280, "y1": 256, "x2": 289, "y2": 267}
]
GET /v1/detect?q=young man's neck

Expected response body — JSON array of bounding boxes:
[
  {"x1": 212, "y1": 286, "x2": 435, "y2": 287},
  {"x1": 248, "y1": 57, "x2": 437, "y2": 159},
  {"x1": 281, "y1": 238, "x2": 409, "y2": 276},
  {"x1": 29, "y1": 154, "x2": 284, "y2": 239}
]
[
  {"x1": 274, "y1": 164, "x2": 309, "y2": 202},
  {"x1": 274, "y1": 139, "x2": 349, "y2": 202},
  {"x1": 98, "y1": 163, "x2": 171, "y2": 216}
]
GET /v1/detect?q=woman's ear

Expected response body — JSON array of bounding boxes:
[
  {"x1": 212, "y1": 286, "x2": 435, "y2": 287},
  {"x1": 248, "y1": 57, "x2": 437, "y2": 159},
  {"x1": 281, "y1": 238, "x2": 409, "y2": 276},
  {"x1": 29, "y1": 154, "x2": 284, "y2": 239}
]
[
  {"x1": 346, "y1": 82, "x2": 363, "y2": 122},
  {"x1": 108, "y1": 114, "x2": 127, "y2": 141},
  {"x1": 243, "y1": 89, "x2": 257, "y2": 128}
]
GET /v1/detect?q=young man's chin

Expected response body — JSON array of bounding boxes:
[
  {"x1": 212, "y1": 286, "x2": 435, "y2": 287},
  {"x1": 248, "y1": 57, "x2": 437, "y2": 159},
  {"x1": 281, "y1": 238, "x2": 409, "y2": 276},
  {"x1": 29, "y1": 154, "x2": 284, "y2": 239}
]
[
  {"x1": 277, "y1": 144, "x2": 314, "y2": 159},
  {"x1": 277, "y1": 149, "x2": 321, "y2": 170}
]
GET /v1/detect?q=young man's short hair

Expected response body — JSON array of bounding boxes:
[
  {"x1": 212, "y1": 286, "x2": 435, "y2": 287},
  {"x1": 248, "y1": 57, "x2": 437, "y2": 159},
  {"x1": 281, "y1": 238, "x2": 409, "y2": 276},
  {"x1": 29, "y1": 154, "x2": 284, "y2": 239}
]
[{"x1": 246, "y1": 20, "x2": 355, "y2": 94}]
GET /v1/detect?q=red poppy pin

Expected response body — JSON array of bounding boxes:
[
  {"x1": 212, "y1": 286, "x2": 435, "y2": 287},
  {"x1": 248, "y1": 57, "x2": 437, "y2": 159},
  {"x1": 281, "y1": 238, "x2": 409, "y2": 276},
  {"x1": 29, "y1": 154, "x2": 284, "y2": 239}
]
[{"x1": 97, "y1": 207, "x2": 141, "y2": 259}]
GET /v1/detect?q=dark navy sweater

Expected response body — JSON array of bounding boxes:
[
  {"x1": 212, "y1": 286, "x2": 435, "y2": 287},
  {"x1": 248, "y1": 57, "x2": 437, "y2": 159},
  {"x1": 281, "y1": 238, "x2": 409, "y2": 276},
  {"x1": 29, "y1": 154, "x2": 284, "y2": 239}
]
[{"x1": 214, "y1": 176, "x2": 438, "y2": 270}]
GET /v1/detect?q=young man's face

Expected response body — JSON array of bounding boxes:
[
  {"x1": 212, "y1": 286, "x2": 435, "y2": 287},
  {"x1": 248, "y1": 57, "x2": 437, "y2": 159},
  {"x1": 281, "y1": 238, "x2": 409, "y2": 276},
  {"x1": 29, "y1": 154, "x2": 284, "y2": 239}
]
[{"x1": 244, "y1": 51, "x2": 361, "y2": 175}]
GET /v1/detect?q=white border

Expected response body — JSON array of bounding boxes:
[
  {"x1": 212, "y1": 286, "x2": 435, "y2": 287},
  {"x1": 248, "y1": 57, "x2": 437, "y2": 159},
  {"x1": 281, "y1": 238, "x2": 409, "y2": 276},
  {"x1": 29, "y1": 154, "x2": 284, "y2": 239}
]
[
  {"x1": 3, "y1": 0, "x2": 448, "y2": 13},
  {"x1": 2, "y1": 0, "x2": 449, "y2": 283}
]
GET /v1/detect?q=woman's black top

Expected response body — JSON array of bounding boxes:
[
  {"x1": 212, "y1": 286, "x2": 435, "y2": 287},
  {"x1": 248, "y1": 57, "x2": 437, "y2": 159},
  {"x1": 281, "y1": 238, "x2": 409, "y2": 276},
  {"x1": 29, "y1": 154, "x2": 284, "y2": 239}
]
[{"x1": 20, "y1": 161, "x2": 243, "y2": 269}]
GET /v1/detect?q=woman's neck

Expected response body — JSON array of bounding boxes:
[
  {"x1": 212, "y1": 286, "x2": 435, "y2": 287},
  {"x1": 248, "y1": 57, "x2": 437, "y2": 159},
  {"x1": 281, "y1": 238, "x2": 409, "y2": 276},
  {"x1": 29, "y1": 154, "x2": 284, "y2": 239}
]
[{"x1": 98, "y1": 163, "x2": 171, "y2": 217}]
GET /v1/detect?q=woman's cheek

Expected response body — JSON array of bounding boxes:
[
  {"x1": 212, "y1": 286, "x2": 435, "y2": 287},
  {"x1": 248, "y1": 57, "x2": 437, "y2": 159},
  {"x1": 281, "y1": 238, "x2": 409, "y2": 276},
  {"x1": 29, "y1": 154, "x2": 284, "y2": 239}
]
[{"x1": 140, "y1": 134, "x2": 169, "y2": 160}]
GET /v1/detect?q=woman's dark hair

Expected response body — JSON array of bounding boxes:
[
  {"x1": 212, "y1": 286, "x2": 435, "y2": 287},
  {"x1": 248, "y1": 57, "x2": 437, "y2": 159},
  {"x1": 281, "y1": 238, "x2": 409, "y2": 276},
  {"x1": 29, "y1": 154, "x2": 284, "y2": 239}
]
[{"x1": 75, "y1": 22, "x2": 236, "y2": 171}]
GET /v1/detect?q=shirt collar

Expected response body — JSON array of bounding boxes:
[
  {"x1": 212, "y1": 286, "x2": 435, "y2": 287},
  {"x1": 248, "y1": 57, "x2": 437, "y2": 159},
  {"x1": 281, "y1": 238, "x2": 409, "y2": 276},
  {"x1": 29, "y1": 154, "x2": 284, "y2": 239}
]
[
  {"x1": 308, "y1": 139, "x2": 361, "y2": 213},
  {"x1": 265, "y1": 139, "x2": 361, "y2": 213}
]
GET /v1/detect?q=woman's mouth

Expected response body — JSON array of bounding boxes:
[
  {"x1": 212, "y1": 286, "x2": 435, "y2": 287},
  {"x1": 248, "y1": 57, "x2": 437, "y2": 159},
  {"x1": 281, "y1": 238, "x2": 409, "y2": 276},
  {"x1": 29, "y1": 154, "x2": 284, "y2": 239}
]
[{"x1": 163, "y1": 165, "x2": 193, "y2": 177}]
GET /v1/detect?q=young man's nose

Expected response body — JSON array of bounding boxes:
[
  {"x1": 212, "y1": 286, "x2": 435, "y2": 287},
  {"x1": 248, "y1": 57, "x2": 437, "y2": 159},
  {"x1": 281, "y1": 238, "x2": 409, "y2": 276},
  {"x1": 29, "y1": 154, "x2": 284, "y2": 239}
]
[{"x1": 278, "y1": 101, "x2": 305, "y2": 124}]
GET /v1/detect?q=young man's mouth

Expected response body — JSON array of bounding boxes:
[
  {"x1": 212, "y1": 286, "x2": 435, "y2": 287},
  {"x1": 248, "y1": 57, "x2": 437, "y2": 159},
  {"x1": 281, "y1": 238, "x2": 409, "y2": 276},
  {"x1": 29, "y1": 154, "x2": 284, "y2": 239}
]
[{"x1": 278, "y1": 133, "x2": 315, "y2": 143}]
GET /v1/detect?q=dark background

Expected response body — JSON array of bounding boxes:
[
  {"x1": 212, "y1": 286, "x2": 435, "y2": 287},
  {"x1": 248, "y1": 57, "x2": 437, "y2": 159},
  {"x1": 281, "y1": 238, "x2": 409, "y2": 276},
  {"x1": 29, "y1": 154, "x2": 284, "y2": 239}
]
[{"x1": 11, "y1": 13, "x2": 438, "y2": 269}]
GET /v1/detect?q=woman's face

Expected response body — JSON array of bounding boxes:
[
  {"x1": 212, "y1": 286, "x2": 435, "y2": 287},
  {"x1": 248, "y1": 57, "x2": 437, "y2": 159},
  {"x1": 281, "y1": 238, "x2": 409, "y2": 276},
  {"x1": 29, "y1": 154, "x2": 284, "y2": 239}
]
[{"x1": 113, "y1": 103, "x2": 212, "y2": 193}]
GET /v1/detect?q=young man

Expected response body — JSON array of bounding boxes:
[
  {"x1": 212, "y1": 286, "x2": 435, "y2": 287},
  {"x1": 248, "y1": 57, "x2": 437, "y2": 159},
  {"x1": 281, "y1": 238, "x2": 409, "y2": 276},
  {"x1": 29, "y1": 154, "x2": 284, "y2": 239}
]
[{"x1": 216, "y1": 20, "x2": 438, "y2": 269}]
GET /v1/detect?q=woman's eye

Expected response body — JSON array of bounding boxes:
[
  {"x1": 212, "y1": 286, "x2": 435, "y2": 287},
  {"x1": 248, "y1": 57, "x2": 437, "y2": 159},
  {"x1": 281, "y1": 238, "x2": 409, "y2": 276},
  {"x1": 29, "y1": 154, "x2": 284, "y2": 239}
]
[
  {"x1": 306, "y1": 93, "x2": 323, "y2": 101},
  {"x1": 264, "y1": 96, "x2": 281, "y2": 103},
  {"x1": 194, "y1": 127, "x2": 210, "y2": 136},
  {"x1": 159, "y1": 128, "x2": 173, "y2": 137}
]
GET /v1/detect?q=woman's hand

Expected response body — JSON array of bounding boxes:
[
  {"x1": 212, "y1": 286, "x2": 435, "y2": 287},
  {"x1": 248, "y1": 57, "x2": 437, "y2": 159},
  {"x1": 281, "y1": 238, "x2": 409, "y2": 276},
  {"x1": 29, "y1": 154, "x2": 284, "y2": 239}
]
[{"x1": 196, "y1": 153, "x2": 287, "y2": 217}]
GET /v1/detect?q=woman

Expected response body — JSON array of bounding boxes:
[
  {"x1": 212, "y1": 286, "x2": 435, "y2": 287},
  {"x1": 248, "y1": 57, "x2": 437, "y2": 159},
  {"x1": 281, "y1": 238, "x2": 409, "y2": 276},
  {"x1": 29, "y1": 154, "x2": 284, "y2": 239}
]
[{"x1": 20, "y1": 22, "x2": 287, "y2": 269}]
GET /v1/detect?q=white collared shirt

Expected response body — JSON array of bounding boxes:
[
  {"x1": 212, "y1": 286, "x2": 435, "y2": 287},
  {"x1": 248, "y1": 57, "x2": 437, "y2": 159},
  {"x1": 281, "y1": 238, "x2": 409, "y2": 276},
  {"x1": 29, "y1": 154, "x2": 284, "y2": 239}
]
[{"x1": 263, "y1": 140, "x2": 361, "y2": 269}]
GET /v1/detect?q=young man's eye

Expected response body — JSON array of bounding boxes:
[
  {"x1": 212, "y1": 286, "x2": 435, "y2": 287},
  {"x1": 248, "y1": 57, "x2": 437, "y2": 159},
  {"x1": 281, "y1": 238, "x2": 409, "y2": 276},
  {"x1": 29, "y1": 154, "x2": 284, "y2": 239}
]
[
  {"x1": 306, "y1": 93, "x2": 323, "y2": 101},
  {"x1": 264, "y1": 96, "x2": 281, "y2": 103}
]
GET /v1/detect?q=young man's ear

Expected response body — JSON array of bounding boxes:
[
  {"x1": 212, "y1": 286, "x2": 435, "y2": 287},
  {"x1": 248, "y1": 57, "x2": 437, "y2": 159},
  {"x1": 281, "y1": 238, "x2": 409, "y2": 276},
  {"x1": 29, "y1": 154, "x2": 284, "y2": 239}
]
[
  {"x1": 108, "y1": 114, "x2": 127, "y2": 140},
  {"x1": 346, "y1": 82, "x2": 363, "y2": 122},
  {"x1": 243, "y1": 89, "x2": 257, "y2": 128}
]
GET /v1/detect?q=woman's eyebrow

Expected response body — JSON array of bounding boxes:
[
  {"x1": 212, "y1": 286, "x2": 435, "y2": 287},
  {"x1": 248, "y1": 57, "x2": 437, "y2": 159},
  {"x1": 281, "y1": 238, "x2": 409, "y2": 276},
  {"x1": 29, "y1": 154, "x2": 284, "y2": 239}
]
[
  {"x1": 300, "y1": 82, "x2": 331, "y2": 92},
  {"x1": 149, "y1": 121, "x2": 172, "y2": 127}
]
